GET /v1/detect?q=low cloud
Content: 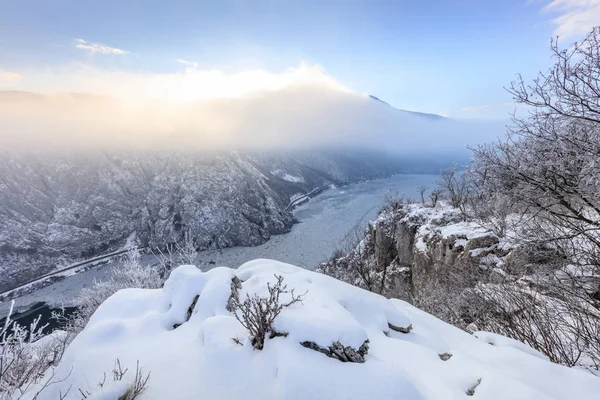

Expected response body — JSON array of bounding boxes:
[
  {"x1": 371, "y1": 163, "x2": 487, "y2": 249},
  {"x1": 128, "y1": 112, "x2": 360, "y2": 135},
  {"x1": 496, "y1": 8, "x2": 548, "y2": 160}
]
[
  {"x1": 9, "y1": 62, "x2": 349, "y2": 101},
  {"x1": 177, "y1": 59, "x2": 199, "y2": 68},
  {"x1": 74, "y1": 38, "x2": 130, "y2": 56},
  {"x1": 0, "y1": 70, "x2": 22, "y2": 86},
  {"x1": 544, "y1": 0, "x2": 600, "y2": 38},
  {"x1": 0, "y1": 63, "x2": 505, "y2": 156}
]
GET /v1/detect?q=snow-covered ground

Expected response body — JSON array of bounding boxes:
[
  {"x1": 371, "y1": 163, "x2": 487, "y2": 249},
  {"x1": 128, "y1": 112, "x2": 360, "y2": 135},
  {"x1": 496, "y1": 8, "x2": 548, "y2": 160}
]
[
  {"x1": 26, "y1": 260, "x2": 600, "y2": 400},
  {"x1": 0, "y1": 174, "x2": 438, "y2": 316}
]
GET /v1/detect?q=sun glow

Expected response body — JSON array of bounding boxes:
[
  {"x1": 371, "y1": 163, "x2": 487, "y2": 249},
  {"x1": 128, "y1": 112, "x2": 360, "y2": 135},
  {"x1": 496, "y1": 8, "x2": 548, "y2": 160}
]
[{"x1": 6, "y1": 62, "x2": 350, "y2": 102}]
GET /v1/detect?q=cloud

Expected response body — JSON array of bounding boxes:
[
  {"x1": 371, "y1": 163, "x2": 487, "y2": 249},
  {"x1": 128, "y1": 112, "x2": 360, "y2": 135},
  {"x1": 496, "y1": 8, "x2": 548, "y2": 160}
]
[
  {"x1": 74, "y1": 38, "x2": 130, "y2": 55},
  {"x1": 9, "y1": 62, "x2": 349, "y2": 101},
  {"x1": 0, "y1": 70, "x2": 22, "y2": 86},
  {"x1": 177, "y1": 59, "x2": 199, "y2": 68},
  {"x1": 0, "y1": 62, "x2": 505, "y2": 155},
  {"x1": 544, "y1": 0, "x2": 600, "y2": 38}
]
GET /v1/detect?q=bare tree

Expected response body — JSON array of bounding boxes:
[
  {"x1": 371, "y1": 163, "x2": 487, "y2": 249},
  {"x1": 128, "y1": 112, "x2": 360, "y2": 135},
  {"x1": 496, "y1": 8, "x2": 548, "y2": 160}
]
[
  {"x1": 437, "y1": 167, "x2": 471, "y2": 216},
  {"x1": 174, "y1": 231, "x2": 198, "y2": 265},
  {"x1": 152, "y1": 231, "x2": 198, "y2": 271},
  {"x1": 466, "y1": 279, "x2": 600, "y2": 372},
  {"x1": 381, "y1": 190, "x2": 405, "y2": 212},
  {"x1": 417, "y1": 185, "x2": 428, "y2": 205},
  {"x1": 471, "y1": 28, "x2": 600, "y2": 288},
  {"x1": 429, "y1": 188, "x2": 442, "y2": 208}
]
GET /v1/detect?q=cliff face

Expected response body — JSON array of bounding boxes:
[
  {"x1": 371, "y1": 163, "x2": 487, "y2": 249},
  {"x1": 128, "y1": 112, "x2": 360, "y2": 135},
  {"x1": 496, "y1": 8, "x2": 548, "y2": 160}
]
[{"x1": 318, "y1": 203, "x2": 510, "y2": 299}]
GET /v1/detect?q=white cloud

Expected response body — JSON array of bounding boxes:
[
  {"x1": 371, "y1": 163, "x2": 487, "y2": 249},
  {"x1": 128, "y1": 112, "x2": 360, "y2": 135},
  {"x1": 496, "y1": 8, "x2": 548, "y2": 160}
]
[
  {"x1": 74, "y1": 38, "x2": 130, "y2": 56},
  {"x1": 177, "y1": 59, "x2": 199, "y2": 68},
  {"x1": 10, "y1": 62, "x2": 349, "y2": 101},
  {"x1": 0, "y1": 62, "x2": 504, "y2": 153},
  {"x1": 544, "y1": 0, "x2": 600, "y2": 38},
  {"x1": 0, "y1": 70, "x2": 22, "y2": 86}
]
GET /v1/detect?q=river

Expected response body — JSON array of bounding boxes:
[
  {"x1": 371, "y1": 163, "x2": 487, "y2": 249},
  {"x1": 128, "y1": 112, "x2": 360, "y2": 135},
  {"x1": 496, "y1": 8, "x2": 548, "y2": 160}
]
[
  {"x1": 194, "y1": 173, "x2": 437, "y2": 270},
  {"x1": 0, "y1": 174, "x2": 437, "y2": 318}
]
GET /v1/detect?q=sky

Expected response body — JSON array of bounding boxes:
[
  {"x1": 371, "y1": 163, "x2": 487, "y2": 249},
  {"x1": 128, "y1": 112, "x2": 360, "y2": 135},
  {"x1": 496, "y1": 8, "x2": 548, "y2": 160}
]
[{"x1": 0, "y1": 0, "x2": 599, "y2": 120}]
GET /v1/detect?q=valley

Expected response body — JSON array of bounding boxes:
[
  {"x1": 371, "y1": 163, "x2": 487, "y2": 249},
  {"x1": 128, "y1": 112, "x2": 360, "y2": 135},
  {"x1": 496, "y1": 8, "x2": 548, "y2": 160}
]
[{"x1": 0, "y1": 174, "x2": 437, "y2": 318}]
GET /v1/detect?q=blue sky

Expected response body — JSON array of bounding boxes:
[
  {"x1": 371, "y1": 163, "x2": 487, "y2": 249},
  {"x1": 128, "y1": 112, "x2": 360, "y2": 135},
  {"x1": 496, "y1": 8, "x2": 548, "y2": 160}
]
[{"x1": 1, "y1": 0, "x2": 599, "y2": 118}]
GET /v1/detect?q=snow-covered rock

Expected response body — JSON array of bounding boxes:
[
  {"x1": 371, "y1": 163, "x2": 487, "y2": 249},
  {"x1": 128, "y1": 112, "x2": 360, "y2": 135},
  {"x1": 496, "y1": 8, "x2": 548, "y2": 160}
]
[
  {"x1": 28, "y1": 260, "x2": 600, "y2": 400},
  {"x1": 319, "y1": 202, "x2": 511, "y2": 295}
]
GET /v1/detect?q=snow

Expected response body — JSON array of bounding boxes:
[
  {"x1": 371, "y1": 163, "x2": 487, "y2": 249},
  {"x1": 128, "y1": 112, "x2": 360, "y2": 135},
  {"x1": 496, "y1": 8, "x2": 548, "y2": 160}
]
[
  {"x1": 270, "y1": 169, "x2": 305, "y2": 183},
  {"x1": 472, "y1": 331, "x2": 549, "y2": 360},
  {"x1": 27, "y1": 260, "x2": 600, "y2": 400},
  {"x1": 438, "y1": 221, "x2": 490, "y2": 240},
  {"x1": 282, "y1": 174, "x2": 304, "y2": 183},
  {"x1": 392, "y1": 202, "x2": 495, "y2": 255}
]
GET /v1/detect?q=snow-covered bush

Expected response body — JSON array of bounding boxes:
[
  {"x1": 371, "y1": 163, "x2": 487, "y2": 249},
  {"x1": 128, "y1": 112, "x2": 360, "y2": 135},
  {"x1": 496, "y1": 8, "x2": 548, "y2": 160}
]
[
  {"x1": 66, "y1": 248, "x2": 165, "y2": 335},
  {"x1": 77, "y1": 359, "x2": 149, "y2": 400},
  {"x1": 229, "y1": 274, "x2": 305, "y2": 350},
  {"x1": 437, "y1": 167, "x2": 472, "y2": 217},
  {"x1": 466, "y1": 275, "x2": 600, "y2": 373},
  {"x1": 0, "y1": 302, "x2": 69, "y2": 400}
]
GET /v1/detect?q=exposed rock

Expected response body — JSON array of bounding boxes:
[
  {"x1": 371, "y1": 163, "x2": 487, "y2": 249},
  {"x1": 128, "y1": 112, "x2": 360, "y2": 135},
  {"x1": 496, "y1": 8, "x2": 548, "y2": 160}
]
[
  {"x1": 439, "y1": 352, "x2": 453, "y2": 361},
  {"x1": 412, "y1": 249, "x2": 433, "y2": 292},
  {"x1": 395, "y1": 222, "x2": 417, "y2": 266},
  {"x1": 300, "y1": 339, "x2": 370, "y2": 363},
  {"x1": 319, "y1": 203, "x2": 512, "y2": 307},
  {"x1": 226, "y1": 275, "x2": 243, "y2": 312},
  {"x1": 173, "y1": 294, "x2": 199, "y2": 329},
  {"x1": 464, "y1": 235, "x2": 499, "y2": 253},
  {"x1": 375, "y1": 219, "x2": 397, "y2": 271},
  {"x1": 388, "y1": 322, "x2": 413, "y2": 334},
  {"x1": 466, "y1": 378, "x2": 482, "y2": 396}
]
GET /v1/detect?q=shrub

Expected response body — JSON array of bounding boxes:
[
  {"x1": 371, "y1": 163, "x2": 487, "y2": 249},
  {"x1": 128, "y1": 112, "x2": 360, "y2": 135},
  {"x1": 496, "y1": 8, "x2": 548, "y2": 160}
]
[{"x1": 230, "y1": 275, "x2": 305, "y2": 350}]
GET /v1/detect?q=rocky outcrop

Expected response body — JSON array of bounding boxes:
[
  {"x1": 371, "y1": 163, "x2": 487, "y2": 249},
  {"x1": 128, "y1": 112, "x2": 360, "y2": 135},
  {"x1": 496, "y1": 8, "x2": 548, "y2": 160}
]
[
  {"x1": 226, "y1": 275, "x2": 243, "y2": 312},
  {"x1": 388, "y1": 322, "x2": 412, "y2": 334},
  {"x1": 395, "y1": 223, "x2": 417, "y2": 266},
  {"x1": 374, "y1": 217, "x2": 398, "y2": 271},
  {"x1": 300, "y1": 339, "x2": 370, "y2": 363},
  {"x1": 319, "y1": 203, "x2": 510, "y2": 298}
]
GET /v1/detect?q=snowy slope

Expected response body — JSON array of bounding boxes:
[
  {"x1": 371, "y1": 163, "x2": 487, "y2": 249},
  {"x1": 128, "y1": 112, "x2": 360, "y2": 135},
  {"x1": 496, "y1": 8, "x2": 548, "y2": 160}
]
[{"x1": 29, "y1": 260, "x2": 600, "y2": 400}]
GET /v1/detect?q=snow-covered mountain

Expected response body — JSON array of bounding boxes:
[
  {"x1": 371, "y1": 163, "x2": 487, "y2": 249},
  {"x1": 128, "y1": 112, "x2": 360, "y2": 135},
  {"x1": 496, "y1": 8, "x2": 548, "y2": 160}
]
[
  {"x1": 368, "y1": 95, "x2": 445, "y2": 120},
  {"x1": 24, "y1": 260, "x2": 600, "y2": 400},
  {"x1": 0, "y1": 149, "x2": 400, "y2": 291}
]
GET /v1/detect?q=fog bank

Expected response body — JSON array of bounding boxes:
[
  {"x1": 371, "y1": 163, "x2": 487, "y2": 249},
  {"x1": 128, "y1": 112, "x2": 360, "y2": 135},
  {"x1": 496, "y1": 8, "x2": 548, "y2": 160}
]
[{"x1": 0, "y1": 84, "x2": 506, "y2": 155}]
